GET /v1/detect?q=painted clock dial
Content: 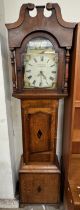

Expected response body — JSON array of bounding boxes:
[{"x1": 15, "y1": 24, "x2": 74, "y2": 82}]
[{"x1": 24, "y1": 38, "x2": 58, "y2": 89}]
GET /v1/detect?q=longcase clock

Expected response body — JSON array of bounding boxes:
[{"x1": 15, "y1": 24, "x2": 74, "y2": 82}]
[{"x1": 6, "y1": 3, "x2": 75, "y2": 206}]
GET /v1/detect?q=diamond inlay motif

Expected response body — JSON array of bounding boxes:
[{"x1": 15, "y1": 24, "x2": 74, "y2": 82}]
[{"x1": 37, "y1": 129, "x2": 42, "y2": 139}]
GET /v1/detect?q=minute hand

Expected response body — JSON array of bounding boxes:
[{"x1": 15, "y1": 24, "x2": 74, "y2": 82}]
[{"x1": 41, "y1": 71, "x2": 48, "y2": 85}]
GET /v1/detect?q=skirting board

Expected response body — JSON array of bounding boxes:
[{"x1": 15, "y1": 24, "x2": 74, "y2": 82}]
[
  {"x1": 0, "y1": 199, "x2": 63, "y2": 209},
  {"x1": 0, "y1": 198, "x2": 19, "y2": 208}
]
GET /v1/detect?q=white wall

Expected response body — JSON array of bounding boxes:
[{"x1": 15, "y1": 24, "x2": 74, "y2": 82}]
[
  {"x1": 0, "y1": 42, "x2": 14, "y2": 198},
  {"x1": 4, "y1": 0, "x2": 80, "y2": 23},
  {"x1": 0, "y1": 0, "x2": 80, "y2": 199},
  {"x1": 0, "y1": 0, "x2": 16, "y2": 198}
]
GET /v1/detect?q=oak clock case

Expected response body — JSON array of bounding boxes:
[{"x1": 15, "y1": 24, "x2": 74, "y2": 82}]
[{"x1": 6, "y1": 3, "x2": 75, "y2": 206}]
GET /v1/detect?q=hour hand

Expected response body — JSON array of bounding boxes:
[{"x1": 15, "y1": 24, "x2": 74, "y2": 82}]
[{"x1": 40, "y1": 71, "x2": 48, "y2": 85}]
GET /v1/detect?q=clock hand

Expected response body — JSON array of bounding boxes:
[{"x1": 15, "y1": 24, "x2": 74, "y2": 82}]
[
  {"x1": 40, "y1": 73, "x2": 43, "y2": 87},
  {"x1": 40, "y1": 71, "x2": 48, "y2": 85},
  {"x1": 37, "y1": 71, "x2": 43, "y2": 87}
]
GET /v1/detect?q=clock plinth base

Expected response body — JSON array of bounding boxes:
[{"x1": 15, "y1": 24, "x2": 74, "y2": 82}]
[{"x1": 19, "y1": 156, "x2": 61, "y2": 206}]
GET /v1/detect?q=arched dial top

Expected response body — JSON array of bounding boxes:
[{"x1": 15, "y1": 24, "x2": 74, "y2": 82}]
[{"x1": 24, "y1": 38, "x2": 58, "y2": 89}]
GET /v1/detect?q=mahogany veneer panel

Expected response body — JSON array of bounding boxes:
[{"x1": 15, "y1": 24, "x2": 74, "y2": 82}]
[
  {"x1": 64, "y1": 155, "x2": 80, "y2": 210},
  {"x1": 65, "y1": 182, "x2": 74, "y2": 210},
  {"x1": 72, "y1": 142, "x2": 80, "y2": 154},
  {"x1": 69, "y1": 155, "x2": 80, "y2": 184},
  {"x1": 65, "y1": 180, "x2": 80, "y2": 210},
  {"x1": 72, "y1": 108, "x2": 80, "y2": 142},
  {"x1": 62, "y1": 23, "x2": 80, "y2": 210}
]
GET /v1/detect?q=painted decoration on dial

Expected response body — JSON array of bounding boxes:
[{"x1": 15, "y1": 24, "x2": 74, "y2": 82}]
[{"x1": 24, "y1": 38, "x2": 58, "y2": 89}]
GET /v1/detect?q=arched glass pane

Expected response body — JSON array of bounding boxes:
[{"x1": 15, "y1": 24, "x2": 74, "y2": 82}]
[{"x1": 24, "y1": 38, "x2": 58, "y2": 89}]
